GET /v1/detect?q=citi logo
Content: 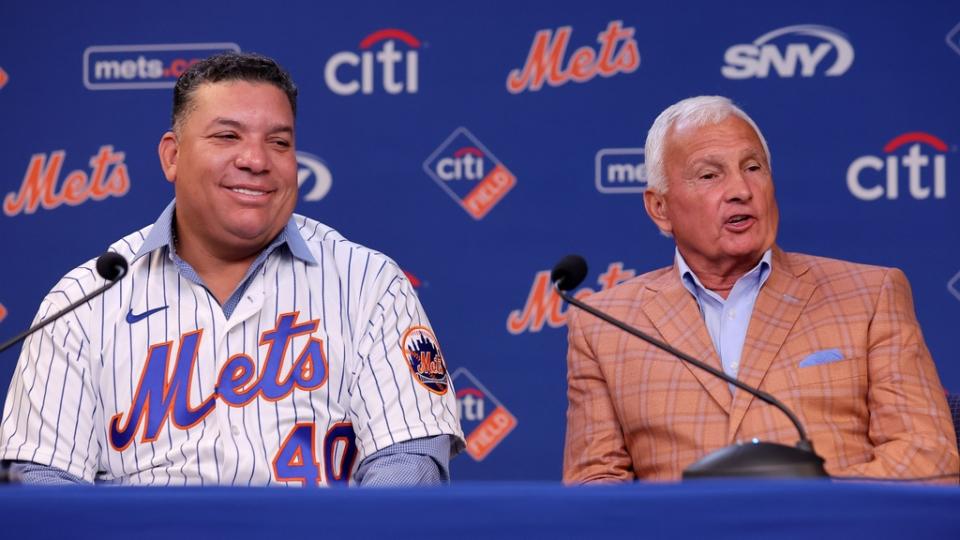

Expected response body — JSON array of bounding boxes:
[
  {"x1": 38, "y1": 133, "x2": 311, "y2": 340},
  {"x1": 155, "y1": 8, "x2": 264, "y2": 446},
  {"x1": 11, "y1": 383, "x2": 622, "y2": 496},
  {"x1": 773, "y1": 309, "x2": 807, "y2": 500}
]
[
  {"x1": 722, "y1": 25, "x2": 854, "y2": 79},
  {"x1": 4, "y1": 146, "x2": 130, "y2": 217},
  {"x1": 436, "y1": 147, "x2": 485, "y2": 181},
  {"x1": 506, "y1": 20, "x2": 640, "y2": 94},
  {"x1": 296, "y1": 151, "x2": 332, "y2": 202},
  {"x1": 595, "y1": 148, "x2": 647, "y2": 194},
  {"x1": 847, "y1": 132, "x2": 950, "y2": 201},
  {"x1": 324, "y1": 29, "x2": 420, "y2": 95}
]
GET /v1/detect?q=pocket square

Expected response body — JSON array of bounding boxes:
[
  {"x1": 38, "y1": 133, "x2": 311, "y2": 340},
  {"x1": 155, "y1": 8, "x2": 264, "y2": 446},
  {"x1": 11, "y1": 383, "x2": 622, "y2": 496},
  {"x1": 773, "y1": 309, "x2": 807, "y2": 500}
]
[{"x1": 799, "y1": 349, "x2": 844, "y2": 368}]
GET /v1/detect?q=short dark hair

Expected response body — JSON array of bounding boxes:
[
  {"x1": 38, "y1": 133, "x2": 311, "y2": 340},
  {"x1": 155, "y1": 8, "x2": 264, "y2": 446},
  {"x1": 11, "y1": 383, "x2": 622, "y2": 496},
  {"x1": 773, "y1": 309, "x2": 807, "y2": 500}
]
[{"x1": 171, "y1": 52, "x2": 298, "y2": 131}]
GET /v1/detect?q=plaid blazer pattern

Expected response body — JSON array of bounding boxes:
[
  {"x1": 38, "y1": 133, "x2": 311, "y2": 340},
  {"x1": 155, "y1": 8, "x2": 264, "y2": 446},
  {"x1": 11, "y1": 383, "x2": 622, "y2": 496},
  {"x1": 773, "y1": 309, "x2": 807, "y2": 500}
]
[{"x1": 564, "y1": 247, "x2": 959, "y2": 483}]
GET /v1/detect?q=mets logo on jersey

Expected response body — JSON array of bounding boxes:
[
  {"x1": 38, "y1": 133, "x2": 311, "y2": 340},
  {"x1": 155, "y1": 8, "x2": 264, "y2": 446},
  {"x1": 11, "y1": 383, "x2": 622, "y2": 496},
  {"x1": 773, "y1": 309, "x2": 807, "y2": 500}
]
[
  {"x1": 451, "y1": 368, "x2": 517, "y2": 461},
  {"x1": 422, "y1": 127, "x2": 516, "y2": 220},
  {"x1": 400, "y1": 326, "x2": 449, "y2": 394}
]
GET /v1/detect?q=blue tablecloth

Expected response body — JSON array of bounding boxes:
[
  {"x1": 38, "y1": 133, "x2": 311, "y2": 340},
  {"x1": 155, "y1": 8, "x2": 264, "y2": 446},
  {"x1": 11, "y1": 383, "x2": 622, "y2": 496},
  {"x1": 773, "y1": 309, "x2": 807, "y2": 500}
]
[{"x1": 1, "y1": 480, "x2": 957, "y2": 539}]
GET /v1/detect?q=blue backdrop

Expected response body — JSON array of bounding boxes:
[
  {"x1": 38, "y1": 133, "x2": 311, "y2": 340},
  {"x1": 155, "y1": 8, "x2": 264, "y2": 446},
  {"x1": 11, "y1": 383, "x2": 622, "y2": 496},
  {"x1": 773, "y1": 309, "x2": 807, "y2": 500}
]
[{"x1": 1, "y1": 0, "x2": 958, "y2": 481}]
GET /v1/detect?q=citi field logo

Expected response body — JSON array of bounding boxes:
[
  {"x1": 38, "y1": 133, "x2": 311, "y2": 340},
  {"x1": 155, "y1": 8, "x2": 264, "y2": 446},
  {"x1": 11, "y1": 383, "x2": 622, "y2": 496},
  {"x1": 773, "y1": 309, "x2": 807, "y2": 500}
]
[
  {"x1": 296, "y1": 151, "x2": 332, "y2": 202},
  {"x1": 508, "y1": 262, "x2": 636, "y2": 334},
  {"x1": 423, "y1": 127, "x2": 517, "y2": 220},
  {"x1": 596, "y1": 148, "x2": 647, "y2": 194},
  {"x1": 452, "y1": 368, "x2": 517, "y2": 461},
  {"x1": 722, "y1": 25, "x2": 854, "y2": 79},
  {"x1": 506, "y1": 20, "x2": 640, "y2": 94},
  {"x1": 4, "y1": 146, "x2": 130, "y2": 217},
  {"x1": 83, "y1": 43, "x2": 240, "y2": 90},
  {"x1": 847, "y1": 132, "x2": 951, "y2": 201},
  {"x1": 324, "y1": 29, "x2": 420, "y2": 95}
]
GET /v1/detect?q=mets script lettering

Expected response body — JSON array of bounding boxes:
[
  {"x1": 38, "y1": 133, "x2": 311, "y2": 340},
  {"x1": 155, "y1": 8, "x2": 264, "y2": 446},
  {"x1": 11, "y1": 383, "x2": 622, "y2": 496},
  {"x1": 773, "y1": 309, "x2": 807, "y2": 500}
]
[{"x1": 109, "y1": 312, "x2": 328, "y2": 451}]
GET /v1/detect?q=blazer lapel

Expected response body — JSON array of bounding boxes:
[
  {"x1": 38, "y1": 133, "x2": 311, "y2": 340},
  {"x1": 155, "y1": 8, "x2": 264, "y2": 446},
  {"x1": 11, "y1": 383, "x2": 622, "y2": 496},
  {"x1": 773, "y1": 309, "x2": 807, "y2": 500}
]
[
  {"x1": 641, "y1": 266, "x2": 732, "y2": 414},
  {"x1": 727, "y1": 248, "x2": 815, "y2": 439}
]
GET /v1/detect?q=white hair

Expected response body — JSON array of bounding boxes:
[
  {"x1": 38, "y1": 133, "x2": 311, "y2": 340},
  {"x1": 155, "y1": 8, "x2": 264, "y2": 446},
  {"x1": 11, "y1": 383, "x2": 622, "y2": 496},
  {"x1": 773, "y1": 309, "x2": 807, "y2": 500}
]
[{"x1": 643, "y1": 96, "x2": 772, "y2": 193}]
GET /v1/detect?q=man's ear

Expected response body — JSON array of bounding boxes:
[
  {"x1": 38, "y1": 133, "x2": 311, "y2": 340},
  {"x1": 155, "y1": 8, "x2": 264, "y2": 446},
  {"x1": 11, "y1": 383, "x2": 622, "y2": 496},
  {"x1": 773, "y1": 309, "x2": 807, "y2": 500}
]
[
  {"x1": 158, "y1": 131, "x2": 179, "y2": 183},
  {"x1": 643, "y1": 188, "x2": 673, "y2": 236}
]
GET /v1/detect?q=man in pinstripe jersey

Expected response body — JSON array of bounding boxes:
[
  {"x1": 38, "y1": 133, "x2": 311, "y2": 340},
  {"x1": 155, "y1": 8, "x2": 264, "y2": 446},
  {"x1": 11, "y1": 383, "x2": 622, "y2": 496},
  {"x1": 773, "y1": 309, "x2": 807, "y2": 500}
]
[{"x1": 0, "y1": 52, "x2": 464, "y2": 486}]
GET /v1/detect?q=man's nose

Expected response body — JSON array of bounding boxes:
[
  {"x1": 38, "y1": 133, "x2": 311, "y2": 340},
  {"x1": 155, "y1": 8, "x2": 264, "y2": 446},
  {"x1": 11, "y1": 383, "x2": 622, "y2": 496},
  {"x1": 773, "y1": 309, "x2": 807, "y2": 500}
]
[
  {"x1": 724, "y1": 169, "x2": 753, "y2": 202},
  {"x1": 234, "y1": 142, "x2": 269, "y2": 174}
]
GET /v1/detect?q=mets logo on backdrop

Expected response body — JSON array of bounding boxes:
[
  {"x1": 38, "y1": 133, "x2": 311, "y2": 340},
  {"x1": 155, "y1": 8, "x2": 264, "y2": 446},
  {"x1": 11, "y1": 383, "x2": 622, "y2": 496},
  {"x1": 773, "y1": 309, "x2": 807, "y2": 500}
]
[
  {"x1": 400, "y1": 326, "x2": 449, "y2": 394},
  {"x1": 83, "y1": 43, "x2": 240, "y2": 90},
  {"x1": 451, "y1": 368, "x2": 517, "y2": 461},
  {"x1": 506, "y1": 20, "x2": 639, "y2": 94},
  {"x1": 4, "y1": 146, "x2": 130, "y2": 217},
  {"x1": 423, "y1": 127, "x2": 516, "y2": 220}
]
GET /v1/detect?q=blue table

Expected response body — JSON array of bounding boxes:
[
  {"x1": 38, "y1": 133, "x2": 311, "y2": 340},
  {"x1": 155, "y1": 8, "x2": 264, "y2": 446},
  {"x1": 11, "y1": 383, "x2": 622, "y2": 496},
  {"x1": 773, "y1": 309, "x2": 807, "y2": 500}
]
[{"x1": 1, "y1": 480, "x2": 957, "y2": 539}]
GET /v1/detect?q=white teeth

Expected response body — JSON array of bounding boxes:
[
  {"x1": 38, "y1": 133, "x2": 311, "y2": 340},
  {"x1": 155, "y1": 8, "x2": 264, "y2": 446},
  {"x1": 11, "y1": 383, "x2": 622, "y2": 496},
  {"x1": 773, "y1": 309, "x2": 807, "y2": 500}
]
[{"x1": 231, "y1": 187, "x2": 266, "y2": 196}]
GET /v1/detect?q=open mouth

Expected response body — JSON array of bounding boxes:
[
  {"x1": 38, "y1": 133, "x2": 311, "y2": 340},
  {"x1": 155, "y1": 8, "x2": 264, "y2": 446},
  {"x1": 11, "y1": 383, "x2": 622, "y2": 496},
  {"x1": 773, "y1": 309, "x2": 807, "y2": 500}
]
[{"x1": 727, "y1": 215, "x2": 751, "y2": 224}]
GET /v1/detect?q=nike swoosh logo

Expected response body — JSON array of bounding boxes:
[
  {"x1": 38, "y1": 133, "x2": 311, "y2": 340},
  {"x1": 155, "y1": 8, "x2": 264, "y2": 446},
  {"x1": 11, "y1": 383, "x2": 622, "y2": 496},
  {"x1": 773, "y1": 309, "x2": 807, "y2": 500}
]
[{"x1": 126, "y1": 306, "x2": 169, "y2": 324}]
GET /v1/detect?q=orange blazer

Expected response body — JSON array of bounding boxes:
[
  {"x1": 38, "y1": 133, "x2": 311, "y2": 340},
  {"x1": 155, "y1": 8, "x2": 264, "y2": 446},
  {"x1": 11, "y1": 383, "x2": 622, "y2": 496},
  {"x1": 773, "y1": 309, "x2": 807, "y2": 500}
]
[{"x1": 563, "y1": 248, "x2": 959, "y2": 482}]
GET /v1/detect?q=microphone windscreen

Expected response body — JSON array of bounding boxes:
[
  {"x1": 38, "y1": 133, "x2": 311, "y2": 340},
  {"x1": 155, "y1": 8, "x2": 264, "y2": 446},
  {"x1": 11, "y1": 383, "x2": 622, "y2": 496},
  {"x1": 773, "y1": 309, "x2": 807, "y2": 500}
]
[
  {"x1": 96, "y1": 252, "x2": 129, "y2": 281},
  {"x1": 551, "y1": 255, "x2": 588, "y2": 291}
]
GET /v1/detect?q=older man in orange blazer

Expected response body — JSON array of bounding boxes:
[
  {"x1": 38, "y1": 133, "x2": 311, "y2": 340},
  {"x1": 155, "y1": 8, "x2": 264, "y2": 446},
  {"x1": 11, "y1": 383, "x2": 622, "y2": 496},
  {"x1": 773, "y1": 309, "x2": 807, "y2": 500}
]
[{"x1": 563, "y1": 96, "x2": 959, "y2": 483}]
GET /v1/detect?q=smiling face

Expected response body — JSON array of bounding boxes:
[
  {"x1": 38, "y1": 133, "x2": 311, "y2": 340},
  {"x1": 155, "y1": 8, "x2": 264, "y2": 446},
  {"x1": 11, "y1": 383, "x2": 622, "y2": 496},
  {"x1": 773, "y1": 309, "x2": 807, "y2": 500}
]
[
  {"x1": 158, "y1": 80, "x2": 298, "y2": 262},
  {"x1": 643, "y1": 114, "x2": 779, "y2": 279}
]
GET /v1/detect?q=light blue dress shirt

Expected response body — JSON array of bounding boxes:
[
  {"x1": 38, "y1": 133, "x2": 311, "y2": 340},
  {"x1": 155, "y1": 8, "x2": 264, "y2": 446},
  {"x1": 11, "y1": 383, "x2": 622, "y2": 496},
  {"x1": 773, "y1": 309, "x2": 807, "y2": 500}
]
[{"x1": 676, "y1": 249, "x2": 773, "y2": 390}]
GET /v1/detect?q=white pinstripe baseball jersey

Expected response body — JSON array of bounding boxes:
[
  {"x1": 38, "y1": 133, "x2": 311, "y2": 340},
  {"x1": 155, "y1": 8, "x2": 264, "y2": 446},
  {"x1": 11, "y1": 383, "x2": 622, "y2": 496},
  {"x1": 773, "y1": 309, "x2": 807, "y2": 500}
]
[{"x1": 0, "y1": 205, "x2": 464, "y2": 486}]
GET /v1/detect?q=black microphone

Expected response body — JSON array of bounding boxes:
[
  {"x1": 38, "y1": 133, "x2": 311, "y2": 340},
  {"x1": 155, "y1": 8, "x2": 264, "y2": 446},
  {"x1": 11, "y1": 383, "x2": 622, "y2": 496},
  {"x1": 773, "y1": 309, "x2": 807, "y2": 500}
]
[
  {"x1": 0, "y1": 252, "x2": 129, "y2": 354},
  {"x1": 553, "y1": 254, "x2": 827, "y2": 479}
]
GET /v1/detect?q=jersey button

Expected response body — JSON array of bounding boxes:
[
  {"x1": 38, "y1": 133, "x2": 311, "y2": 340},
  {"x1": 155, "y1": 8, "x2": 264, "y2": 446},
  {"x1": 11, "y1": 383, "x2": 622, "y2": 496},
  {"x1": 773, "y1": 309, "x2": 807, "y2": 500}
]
[{"x1": 231, "y1": 425, "x2": 241, "y2": 436}]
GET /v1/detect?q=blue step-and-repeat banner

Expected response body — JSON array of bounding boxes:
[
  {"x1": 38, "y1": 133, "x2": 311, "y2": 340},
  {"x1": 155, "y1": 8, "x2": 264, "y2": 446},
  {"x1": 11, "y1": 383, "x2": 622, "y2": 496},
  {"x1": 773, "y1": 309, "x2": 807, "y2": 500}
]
[{"x1": 1, "y1": 1, "x2": 959, "y2": 481}]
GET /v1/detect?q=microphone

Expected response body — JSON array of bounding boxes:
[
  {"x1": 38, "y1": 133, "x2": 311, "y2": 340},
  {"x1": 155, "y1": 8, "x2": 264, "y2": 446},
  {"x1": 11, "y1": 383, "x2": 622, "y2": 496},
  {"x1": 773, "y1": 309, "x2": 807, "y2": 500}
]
[
  {"x1": 0, "y1": 252, "x2": 129, "y2": 354},
  {"x1": 553, "y1": 254, "x2": 827, "y2": 479}
]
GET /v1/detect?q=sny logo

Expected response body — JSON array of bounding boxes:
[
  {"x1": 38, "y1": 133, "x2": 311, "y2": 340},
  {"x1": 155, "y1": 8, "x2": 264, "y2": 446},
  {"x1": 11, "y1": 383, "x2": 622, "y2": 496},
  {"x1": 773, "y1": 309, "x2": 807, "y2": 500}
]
[
  {"x1": 83, "y1": 43, "x2": 240, "y2": 90},
  {"x1": 296, "y1": 151, "x2": 333, "y2": 202},
  {"x1": 4, "y1": 146, "x2": 130, "y2": 217},
  {"x1": 325, "y1": 29, "x2": 420, "y2": 95},
  {"x1": 722, "y1": 24, "x2": 854, "y2": 79},
  {"x1": 423, "y1": 127, "x2": 516, "y2": 220},
  {"x1": 596, "y1": 148, "x2": 647, "y2": 194},
  {"x1": 508, "y1": 261, "x2": 636, "y2": 334},
  {"x1": 451, "y1": 368, "x2": 517, "y2": 461},
  {"x1": 847, "y1": 132, "x2": 951, "y2": 201},
  {"x1": 507, "y1": 20, "x2": 639, "y2": 94}
]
